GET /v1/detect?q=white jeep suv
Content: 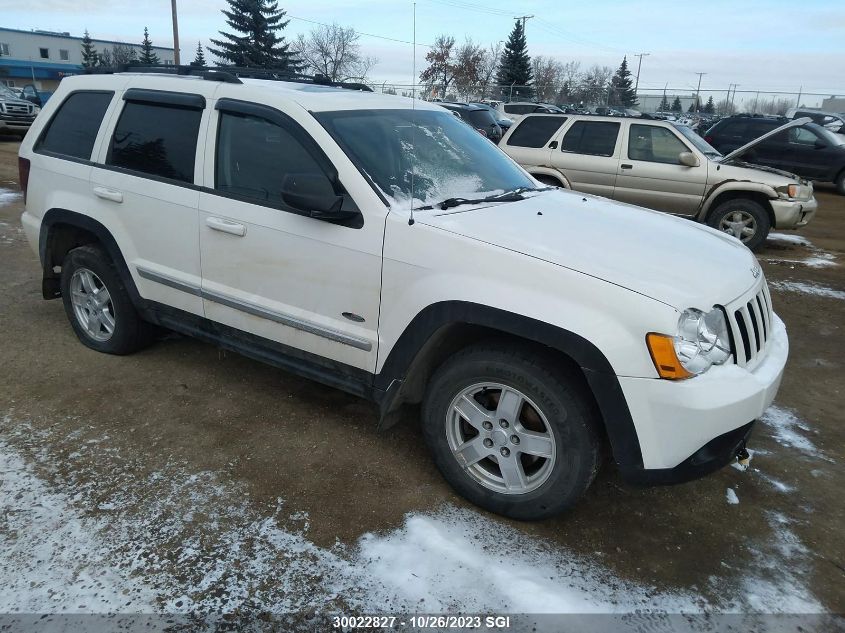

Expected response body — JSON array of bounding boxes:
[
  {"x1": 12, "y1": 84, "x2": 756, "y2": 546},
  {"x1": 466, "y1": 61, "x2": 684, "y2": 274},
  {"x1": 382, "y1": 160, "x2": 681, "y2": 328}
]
[{"x1": 18, "y1": 69, "x2": 788, "y2": 519}]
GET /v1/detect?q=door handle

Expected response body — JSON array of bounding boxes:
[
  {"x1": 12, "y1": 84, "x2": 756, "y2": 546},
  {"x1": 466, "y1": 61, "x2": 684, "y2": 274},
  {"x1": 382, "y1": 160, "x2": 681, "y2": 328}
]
[
  {"x1": 620, "y1": 164, "x2": 633, "y2": 170},
  {"x1": 93, "y1": 186, "x2": 123, "y2": 203},
  {"x1": 206, "y1": 216, "x2": 246, "y2": 237}
]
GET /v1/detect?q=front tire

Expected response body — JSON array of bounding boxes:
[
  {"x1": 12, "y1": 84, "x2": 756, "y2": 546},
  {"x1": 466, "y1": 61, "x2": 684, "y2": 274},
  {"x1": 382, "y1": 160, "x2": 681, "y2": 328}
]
[
  {"x1": 707, "y1": 198, "x2": 771, "y2": 251},
  {"x1": 422, "y1": 344, "x2": 601, "y2": 520},
  {"x1": 60, "y1": 245, "x2": 156, "y2": 355}
]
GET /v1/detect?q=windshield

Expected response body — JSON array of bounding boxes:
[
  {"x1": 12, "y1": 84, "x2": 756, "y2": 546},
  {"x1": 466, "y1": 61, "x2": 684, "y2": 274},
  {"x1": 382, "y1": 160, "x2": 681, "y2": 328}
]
[
  {"x1": 316, "y1": 108, "x2": 534, "y2": 209},
  {"x1": 673, "y1": 124, "x2": 721, "y2": 157}
]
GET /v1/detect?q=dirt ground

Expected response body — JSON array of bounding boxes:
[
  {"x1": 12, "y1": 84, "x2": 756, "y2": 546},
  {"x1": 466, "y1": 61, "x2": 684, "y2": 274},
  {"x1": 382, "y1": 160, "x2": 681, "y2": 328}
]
[{"x1": 1, "y1": 136, "x2": 843, "y2": 622}]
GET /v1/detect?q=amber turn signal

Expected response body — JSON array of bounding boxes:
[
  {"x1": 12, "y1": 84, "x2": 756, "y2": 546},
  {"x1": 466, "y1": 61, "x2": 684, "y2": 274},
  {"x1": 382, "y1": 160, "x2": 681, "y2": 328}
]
[{"x1": 646, "y1": 333, "x2": 693, "y2": 380}]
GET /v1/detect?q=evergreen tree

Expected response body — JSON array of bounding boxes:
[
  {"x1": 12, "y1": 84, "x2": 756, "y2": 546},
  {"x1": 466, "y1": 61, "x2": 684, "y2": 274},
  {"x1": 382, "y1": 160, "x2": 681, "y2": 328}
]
[
  {"x1": 608, "y1": 56, "x2": 637, "y2": 107},
  {"x1": 496, "y1": 20, "x2": 533, "y2": 100},
  {"x1": 671, "y1": 96, "x2": 682, "y2": 112},
  {"x1": 191, "y1": 41, "x2": 207, "y2": 67},
  {"x1": 658, "y1": 94, "x2": 670, "y2": 111},
  {"x1": 704, "y1": 95, "x2": 715, "y2": 114},
  {"x1": 687, "y1": 99, "x2": 697, "y2": 113},
  {"x1": 139, "y1": 27, "x2": 160, "y2": 65},
  {"x1": 209, "y1": 0, "x2": 301, "y2": 70},
  {"x1": 81, "y1": 29, "x2": 99, "y2": 68}
]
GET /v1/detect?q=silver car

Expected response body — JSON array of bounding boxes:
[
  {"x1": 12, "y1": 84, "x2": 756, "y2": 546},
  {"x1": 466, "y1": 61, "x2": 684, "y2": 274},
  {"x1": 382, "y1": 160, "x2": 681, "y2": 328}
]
[{"x1": 500, "y1": 114, "x2": 817, "y2": 250}]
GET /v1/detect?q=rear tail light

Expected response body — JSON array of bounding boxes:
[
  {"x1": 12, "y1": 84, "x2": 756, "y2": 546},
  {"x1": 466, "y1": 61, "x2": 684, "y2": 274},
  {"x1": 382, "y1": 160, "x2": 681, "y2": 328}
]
[
  {"x1": 18, "y1": 157, "x2": 30, "y2": 203},
  {"x1": 476, "y1": 128, "x2": 488, "y2": 137}
]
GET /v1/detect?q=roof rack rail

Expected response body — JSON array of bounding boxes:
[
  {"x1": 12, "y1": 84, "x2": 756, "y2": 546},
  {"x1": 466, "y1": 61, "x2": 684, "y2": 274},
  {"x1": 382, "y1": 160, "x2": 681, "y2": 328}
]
[{"x1": 83, "y1": 64, "x2": 373, "y2": 91}]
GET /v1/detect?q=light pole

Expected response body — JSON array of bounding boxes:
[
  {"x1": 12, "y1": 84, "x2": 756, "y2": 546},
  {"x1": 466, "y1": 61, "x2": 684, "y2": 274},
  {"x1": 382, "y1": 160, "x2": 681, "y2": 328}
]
[
  {"x1": 633, "y1": 53, "x2": 649, "y2": 96},
  {"x1": 694, "y1": 72, "x2": 706, "y2": 113},
  {"x1": 171, "y1": 0, "x2": 181, "y2": 65}
]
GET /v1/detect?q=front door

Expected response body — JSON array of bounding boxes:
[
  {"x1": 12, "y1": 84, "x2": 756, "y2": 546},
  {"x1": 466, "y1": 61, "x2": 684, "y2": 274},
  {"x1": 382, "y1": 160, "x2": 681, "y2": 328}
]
[
  {"x1": 198, "y1": 100, "x2": 384, "y2": 374},
  {"x1": 613, "y1": 123, "x2": 707, "y2": 215}
]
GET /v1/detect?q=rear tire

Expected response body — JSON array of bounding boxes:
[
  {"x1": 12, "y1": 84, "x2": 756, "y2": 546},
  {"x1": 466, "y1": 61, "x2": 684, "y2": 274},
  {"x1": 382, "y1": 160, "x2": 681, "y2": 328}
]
[
  {"x1": 60, "y1": 245, "x2": 156, "y2": 355},
  {"x1": 421, "y1": 344, "x2": 601, "y2": 520},
  {"x1": 835, "y1": 171, "x2": 845, "y2": 196},
  {"x1": 707, "y1": 198, "x2": 771, "y2": 251}
]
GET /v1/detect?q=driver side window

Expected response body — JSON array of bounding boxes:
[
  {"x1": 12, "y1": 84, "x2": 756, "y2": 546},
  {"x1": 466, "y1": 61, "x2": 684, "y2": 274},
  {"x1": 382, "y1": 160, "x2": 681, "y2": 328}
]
[
  {"x1": 787, "y1": 127, "x2": 819, "y2": 146},
  {"x1": 628, "y1": 125, "x2": 689, "y2": 164},
  {"x1": 215, "y1": 110, "x2": 329, "y2": 208}
]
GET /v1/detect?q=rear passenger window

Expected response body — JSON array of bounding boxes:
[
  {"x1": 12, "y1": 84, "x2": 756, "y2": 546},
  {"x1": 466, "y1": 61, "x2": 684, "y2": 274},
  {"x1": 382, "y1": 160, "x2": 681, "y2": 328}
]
[
  {"x1": 215, "y1": 111, "x2": 327, "y2": 207},
  {"x1": 507, "y1": 116, "x2": 566, "y2": 148},
  {"x1": 560, "y1": 121, "x2": 620, "y2": 157},
  {"x1": 107, "y1": 102, "x2": 201, "y2": 183},
  {"x1": 36, "y1": 91, "x2": 113, "y2": 160}
]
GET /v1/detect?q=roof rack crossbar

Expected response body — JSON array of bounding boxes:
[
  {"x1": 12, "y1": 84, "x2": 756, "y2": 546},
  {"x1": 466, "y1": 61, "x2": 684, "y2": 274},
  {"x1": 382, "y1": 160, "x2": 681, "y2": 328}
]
[{"x1": 82, "y1": 64, "x2": 373, "y2": 91}]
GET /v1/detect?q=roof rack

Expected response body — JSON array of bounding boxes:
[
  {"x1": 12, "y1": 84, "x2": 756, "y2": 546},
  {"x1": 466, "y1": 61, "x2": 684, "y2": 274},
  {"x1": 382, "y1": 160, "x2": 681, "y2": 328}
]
[{"x1": 83, "y1": 64, "x2": 373, "y2": 91}]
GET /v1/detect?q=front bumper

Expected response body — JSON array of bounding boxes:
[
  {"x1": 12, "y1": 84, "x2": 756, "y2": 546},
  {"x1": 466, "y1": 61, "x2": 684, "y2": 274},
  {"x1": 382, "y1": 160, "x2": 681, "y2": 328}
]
[
  {"x1": 617, "y1": 313, "x2": 788, "y2": 483},
  {"x1": 771, "y1": 196, "x2": 817, "y2": 229}
]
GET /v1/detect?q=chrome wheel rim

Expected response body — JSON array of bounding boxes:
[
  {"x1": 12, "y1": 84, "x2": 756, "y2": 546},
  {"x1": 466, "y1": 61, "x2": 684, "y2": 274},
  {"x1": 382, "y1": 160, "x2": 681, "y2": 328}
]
[
  {"x1": 718, "y1": 210, "x2": 757, "y2": 243},
  {"x1": 446, "y1": 382, "x2": 556, "y2": 495},
  {"x1": 70, "y1": 268, "x2": 115, "y2": 342}
]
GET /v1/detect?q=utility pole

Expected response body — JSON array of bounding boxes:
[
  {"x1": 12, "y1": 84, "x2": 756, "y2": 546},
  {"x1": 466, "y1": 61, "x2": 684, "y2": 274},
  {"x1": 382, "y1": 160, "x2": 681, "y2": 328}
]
[
  {"x1": 694, "y1": 72, "x2": 706, "y2": 113},
  {"x1": 730, "y1": 84, "x2": 740, "y2": 113},
  {"x1": 633, "y1": 53, "x2": 650, "y2": 95},
  {"x1": 171, "y1": 0, "x2": 181, "y2": 66},
  {"x1": 795, "y1": 86, "x2": 802, "y2": 108},
  {"x1": 514, "y1": 15, "x2": 534, "y2": 32}
]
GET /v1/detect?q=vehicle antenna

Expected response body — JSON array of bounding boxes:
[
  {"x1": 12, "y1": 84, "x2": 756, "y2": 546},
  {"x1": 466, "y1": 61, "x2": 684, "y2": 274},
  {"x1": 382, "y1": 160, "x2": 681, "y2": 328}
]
[{"x1": 408, "y1": 1, "x2": 417, "y2": 226}]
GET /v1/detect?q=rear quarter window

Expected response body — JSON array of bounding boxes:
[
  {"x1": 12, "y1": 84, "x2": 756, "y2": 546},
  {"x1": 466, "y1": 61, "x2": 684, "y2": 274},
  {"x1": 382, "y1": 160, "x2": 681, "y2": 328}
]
[
  {"x1": 35, "y1": 91, "x2": 114, "y2": 160},
  {"x1": 560, "y1": 121, "x2": 620, "y2": 157},
  {"x1": 507, "y1": 116, "x2": 566, "y2": 148}
]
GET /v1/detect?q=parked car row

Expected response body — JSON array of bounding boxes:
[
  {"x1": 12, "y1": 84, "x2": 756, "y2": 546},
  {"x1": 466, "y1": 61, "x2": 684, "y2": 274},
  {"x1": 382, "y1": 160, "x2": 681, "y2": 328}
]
[
  {"x1": 0, "y1": 84, "x2": 41, "y2": 138},
  {"x1": 499, "y1": 113, "x2": 817, "y2": 249}
]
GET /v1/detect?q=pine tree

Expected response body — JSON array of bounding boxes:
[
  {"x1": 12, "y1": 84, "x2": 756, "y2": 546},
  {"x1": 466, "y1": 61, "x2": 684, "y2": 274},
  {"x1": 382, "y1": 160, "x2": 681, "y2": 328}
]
[
  {"x1": 139, "y1": 27, "x2": 161, "y2": 65},
  {"x1": 671, "y1": 96, "x2": 682, "y2": 113},
  {"x1": 81, "y1": 29, "x2": 99, "y2": 68},
  {"x1": 687, "y1": 99, "x2": 697, "y2": 113},
  {"x1": 704, "y1": 95, "x2": 715, "y2": 114},
  {"x1": 608, "y1": 56, "x2": 637, "y2": 108},
  {"x1": 209, "y1": 0, "x2": 301, "y2": 70},
  {"x1": 658, "y1": 94, "x2": 670, "y2": 111},
  {"x1": 496, "y1": 20, "x2": 533, "y2": 100},
  {"x1": 191, "y1": 41, "x2": 207, "y2": 67}
]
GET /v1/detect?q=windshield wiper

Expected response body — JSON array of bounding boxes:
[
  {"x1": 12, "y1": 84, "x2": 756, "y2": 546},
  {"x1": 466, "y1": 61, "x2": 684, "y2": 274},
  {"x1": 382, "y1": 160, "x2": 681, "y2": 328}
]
[{"x1": 418, "y1": 186, "x2": 550, "y2": 211}]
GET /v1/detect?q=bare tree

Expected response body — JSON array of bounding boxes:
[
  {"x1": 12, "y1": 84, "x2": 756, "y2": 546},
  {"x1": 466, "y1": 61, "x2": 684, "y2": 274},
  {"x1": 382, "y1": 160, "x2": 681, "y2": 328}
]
[
  {"x1": 477, "y1": 41, "x2": 502, "y2": 100},
  {"x1": 452, "y1": 38, "x2": 485, "y2": 100},
  {"x1": 99, "y1": 44, "x2": 138, "y2": 67},
  {"x1": 419, "y1": 35, "x2": 456, "y2": 99},
  {"x1": 531, "y1": 56, "x2": 563, "y2": 103},
  {"x1": 571, "y1": 64, "x2": 612, "y2": 106},
  {"x1": 295, "y1": 23, "x2": 377, "y2": 82}
]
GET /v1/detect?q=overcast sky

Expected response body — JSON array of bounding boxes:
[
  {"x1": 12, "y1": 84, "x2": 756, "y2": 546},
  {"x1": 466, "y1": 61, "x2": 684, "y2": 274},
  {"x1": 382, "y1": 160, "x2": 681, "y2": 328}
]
[{"x1": 3, "y1": 0, "x2": 844, "y2": 105}]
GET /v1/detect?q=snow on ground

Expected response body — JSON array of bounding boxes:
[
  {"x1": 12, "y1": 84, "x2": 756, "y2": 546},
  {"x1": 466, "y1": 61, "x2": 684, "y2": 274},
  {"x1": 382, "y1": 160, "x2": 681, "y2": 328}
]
[
  {"x1": 0, "y1": 187, "x2": 21, "y2": 205},
  {"x1": 769, "y1": 280, "x2": 845, "y2": 300},
  {"x1": 0, "y1": 411, "x2": 828, "y2": 617},
  {"x1": 725, "y1": 488, "x2": 740, "y2": 505},
  {"x1": 766, "y1": 233, "x2": 812, "y2": 246},
  {"x1": 759, "y1": 406, "x2": 831, "y2": 461}
]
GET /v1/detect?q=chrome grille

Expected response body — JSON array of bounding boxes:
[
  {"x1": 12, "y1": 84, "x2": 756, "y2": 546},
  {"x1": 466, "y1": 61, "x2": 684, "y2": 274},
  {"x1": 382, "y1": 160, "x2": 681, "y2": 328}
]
[
  {"x1": 726, "y1": 280, "x2": 773, "y2": 367},
  {"x1": 4, "y1": 103, "x2": 31, "y2": 115}
]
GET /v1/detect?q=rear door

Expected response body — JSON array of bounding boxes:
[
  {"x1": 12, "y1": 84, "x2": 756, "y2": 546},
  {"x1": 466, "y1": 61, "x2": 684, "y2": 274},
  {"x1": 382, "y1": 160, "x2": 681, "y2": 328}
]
[
  {"x1": 90, "y1": 85, "x2": 214, "y2": 316},
  {"x1": 552, "y1": 120, "x2": 621, "y2": 198},
  {"x1": 502, "y1": 115, "x2": 567, "y2": 171},
  {"x1": 780, "y1": 126, "x2": 837, "y2": 179},
  {"x1": 613, "y1": 123, "x2": 706, "y2": 215}
]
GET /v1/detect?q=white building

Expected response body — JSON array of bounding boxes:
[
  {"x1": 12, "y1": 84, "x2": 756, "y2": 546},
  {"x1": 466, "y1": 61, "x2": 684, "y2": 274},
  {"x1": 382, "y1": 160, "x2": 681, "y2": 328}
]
[
  {"x1": 636, "y1": 93, "x2": 698, "y2": 114},
  {"x1": 0, "y1": 27, "x2": 175, "y2": 92}
]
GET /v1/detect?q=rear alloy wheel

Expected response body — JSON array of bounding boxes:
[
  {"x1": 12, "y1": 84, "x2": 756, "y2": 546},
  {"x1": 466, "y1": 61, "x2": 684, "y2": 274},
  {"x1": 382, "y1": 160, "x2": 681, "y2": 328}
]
[
  {"x1": 707, "y1": 198, "x2": 770, "y2": 251},
  {"x1": 69, "y1": 268, "x2": 116, "y2": 342},
  {"x1": 422, "y1": 344, "x2": 601, "y2": 520}
]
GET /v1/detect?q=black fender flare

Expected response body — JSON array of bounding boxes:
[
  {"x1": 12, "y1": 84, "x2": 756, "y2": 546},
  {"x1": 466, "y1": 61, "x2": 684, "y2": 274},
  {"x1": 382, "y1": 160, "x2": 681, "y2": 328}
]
[
  {"x1": 375, "y1": 301, "x2": 644, "y2": 474},
  {"x1": 39, "y1": 208, "x2": 145, "y2": 307}
]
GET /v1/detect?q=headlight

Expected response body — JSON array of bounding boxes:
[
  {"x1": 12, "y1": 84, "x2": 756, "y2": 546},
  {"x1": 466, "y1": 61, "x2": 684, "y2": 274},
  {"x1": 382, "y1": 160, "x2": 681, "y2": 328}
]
[
  {"x1": 33, "y1": 106, "x2": 41, "y2": 114},
  {"x1": 646, "y1": 308, "x2": 732, "y2": 379},
  {"x1": 675, "y1": 308, "x2": 731, "y2": 374},
  {"x1": 778, "y1": 183, "x2": 811, "y2": 200}
]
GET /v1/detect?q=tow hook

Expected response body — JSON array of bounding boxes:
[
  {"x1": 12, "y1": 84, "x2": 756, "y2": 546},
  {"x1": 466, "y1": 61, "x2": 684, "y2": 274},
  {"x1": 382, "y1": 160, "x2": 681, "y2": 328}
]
[{"x1": 735, "y1": 446, "x2": 751, "y2": 467}]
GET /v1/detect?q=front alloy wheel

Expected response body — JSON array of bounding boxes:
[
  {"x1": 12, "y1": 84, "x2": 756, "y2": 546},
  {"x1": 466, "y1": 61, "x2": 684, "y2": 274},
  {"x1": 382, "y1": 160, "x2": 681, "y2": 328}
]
[
  {"x1": 707, "y1": 198, "x2": 770, "y2": 251},
  {"x1": 718, "y1": 210, "x2": 757, "y2": 243},
  {"x1": 446, "y1": 383, "x2": 556, "y2": 494}
]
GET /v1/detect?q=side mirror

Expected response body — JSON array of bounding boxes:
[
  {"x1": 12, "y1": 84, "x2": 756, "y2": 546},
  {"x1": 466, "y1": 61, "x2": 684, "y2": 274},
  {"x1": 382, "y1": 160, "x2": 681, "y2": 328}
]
[
  {"x1": 281, "y1": 173, "x2": 356, "y2": 221},
  {"x1": 678, "y1": 151, "x2": 700, "y2": 167}
]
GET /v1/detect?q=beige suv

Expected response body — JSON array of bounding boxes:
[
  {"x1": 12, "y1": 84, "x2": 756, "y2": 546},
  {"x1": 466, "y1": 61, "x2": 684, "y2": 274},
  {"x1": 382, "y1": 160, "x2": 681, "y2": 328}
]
[{"x1": 501, "y1": 114, "x2": 817, "y2": 250}]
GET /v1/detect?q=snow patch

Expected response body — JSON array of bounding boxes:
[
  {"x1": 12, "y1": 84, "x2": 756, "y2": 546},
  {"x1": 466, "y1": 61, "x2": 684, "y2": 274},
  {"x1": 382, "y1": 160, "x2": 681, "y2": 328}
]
[
  {"x1": 760, "y1": 406, "x2": 827, "y2": 459},
  {"x1": 726, "y1": 488, "x2": 740, "y2": 505},
  {"x1": 766, "y1": 232, "x2": 812, "y2": 246},
  {"x1": 770, "y1": 280, "x2": 845, "y2": 300},
  {"x1": 0, "y1": 188, "x2": 22, "y2": 205}
]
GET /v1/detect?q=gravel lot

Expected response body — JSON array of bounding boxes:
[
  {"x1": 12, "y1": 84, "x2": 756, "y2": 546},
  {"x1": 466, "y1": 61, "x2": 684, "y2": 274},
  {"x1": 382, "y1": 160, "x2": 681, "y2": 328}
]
[{"x1": 1, "y1": 137, "x2": 843, "y2": 628}]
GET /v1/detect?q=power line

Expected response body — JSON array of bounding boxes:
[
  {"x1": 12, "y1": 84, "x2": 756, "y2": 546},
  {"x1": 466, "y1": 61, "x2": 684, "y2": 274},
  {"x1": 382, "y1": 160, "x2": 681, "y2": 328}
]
[{"x1": 287, "y1": 15, "x2": 433, "y2": 48}]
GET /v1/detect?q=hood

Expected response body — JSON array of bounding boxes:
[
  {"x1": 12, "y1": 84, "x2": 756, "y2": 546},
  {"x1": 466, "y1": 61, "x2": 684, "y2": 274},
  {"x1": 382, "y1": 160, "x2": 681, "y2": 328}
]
[
  {"x1": 417, "y1": 190, "x2": 760, "y2": 310},
  {"x1": 716, "y1": 159, "x2": 802, "y2": 182},
  {"x1": 722, "y1": 117, "x2": 812, "y2": 163}
]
